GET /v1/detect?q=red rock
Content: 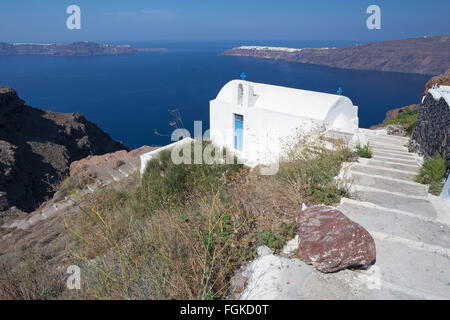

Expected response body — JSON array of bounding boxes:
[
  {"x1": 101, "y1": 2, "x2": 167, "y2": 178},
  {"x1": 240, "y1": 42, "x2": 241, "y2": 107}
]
[
  {"x1": 297, "y1": 206, "x2": 376, "y2": 273},
  {"x1": 423, "y1": 69, "x2": 450, "y2": 96}
]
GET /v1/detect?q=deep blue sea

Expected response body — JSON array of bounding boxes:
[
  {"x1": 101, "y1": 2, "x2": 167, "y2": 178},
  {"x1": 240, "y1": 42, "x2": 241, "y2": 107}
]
[{"x1": 0, "y1": 40, "x2": 431, "y2": 148}]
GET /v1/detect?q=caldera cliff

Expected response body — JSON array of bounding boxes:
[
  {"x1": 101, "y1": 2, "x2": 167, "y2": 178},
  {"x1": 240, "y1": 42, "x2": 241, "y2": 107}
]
[{"x1": 0, "y1": 87, "x2": 128, "y2": 213}]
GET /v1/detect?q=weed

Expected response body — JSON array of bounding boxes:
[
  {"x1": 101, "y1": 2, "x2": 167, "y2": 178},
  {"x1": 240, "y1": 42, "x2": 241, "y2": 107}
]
[
  {"x1": 383, "y1": 108, "x2": 419, "y2": 135},
  {"x1": 356, "y1": 143, "x2": 373, "y2": 158},
  {"x1": 415, "y1": 154, "x2": 446, "y2": 185},
  {"x1": 257, "y1": 230, "x2": 284, "y2": 251},
  {"x1": 59, "y1": 133, "x2": 351, "y2": 300}
]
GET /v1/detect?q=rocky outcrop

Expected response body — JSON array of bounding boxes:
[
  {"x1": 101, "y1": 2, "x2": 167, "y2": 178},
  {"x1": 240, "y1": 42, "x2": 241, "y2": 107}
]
[
  {"x1": 0, "y1": 41, "x2": 137, "y2": 56},
  {"x1": 383, "y1": 104, "x2": 417, "y2": 123},
  {"x1": 0, "y1": 86, "x2": 127, "y2": 212},
  {"x1": 297, "y1": 206, "x2": 376, "y2": 273},
  {"x1": 222, "y1": 35, "x2": 450, "y2": 75},
  {"x1": 423, "y1": 69, "x2": 450, "y2": 96}
]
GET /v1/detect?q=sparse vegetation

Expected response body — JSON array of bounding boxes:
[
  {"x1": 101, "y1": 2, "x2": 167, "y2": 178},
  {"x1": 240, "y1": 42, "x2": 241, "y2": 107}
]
[
  {"x1": 257, "y1": 230, "x2": 284, "y2": 251},
  {"x1": 0, "y1": 134, "x2": 352, "y2": 300},
  {"x1": 55, "y1": 172, "x2": 98, "y2": 199},
  {"x1": 114, "y1": 160, "x2": 126, "y2": 169},
  {"x1": 0, "y1": 250, "x2": 66, "y2": 300},
  {"x1": 415, "y1": 154, "x2": 447, "y2": 195},
  {"x1": 383, "y1": 108, "x2": 419, "y2": 135},
  {"x1": 356, "y1": 143, "x2": 373, "y2": 159}
]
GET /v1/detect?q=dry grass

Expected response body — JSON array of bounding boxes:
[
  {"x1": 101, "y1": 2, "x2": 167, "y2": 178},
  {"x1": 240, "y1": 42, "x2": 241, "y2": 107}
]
[
  {"x1": 0, "y1": 135, "x2": 352, "y2": 300},
  {"x1": 0, "y1": 250, "x2": 66, "y2": 300}
]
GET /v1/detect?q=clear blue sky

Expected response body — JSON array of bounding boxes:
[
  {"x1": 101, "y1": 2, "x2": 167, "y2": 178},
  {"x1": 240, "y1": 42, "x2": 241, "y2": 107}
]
[{"x1": 1, "y1": 0, "x2": 449, "y2": 42}]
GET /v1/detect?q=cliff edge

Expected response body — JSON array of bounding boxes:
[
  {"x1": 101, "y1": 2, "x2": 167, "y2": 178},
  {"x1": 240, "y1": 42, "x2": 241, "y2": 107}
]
[
  {"x1": 0, "y1": 87, "x2": 128, "y2": 213},
  {"x1": 222, "y1": 35, "x2": 450, "y2": 75}
]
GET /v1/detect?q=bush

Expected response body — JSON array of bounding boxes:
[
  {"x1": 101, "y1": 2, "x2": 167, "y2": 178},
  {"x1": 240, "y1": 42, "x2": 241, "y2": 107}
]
[
  {"x1": 278, "y1": 136, "x2": 352, "y2": 205},
  {"x1": 140, "y1": 141, "x2": 242, "y2": 210},
  {"x1": 383, "y1": 108, "x2": 418, "y2": 136},
  {"x1": 356, "y1": 143, "x2": 372, "y2": 158},
  {"x1": 429, "y1": 181, "x2": 444, "y2": 196},
  {"x1": 63, "y1": 134, "x2": 352, "y2": 300},
  {"x1": 415, "y1": 154, "x2": 446, "y2": 185},
  {"x1": 257, "y1": 230, "x2": 284, "y2": 251}
]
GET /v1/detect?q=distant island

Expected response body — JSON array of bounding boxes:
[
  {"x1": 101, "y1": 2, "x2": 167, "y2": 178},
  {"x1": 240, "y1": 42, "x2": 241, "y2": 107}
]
[
  {"x1": 0, "y1": 41, "x2": 167, "y2": 56},
  {"x1": 222, "y1": 34, "x2": 450, "y2": 75}
]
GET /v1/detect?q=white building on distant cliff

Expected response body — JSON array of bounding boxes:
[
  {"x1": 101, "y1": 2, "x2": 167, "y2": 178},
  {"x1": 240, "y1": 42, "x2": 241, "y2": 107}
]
[{"x1": 209, "y1": 80, "x2": 359, "y2": 165}]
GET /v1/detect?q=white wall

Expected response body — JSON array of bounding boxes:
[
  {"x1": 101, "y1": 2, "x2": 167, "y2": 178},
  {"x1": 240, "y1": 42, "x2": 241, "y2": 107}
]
[
  {"x1": 210, "y1": 80, "x2": 359, "y2": 165},
  {"x1": 140, "y1": 138, "x2": 193, "y2": 176},
  {"x1": 210, "y1": 99, "x2": 322, "y2": 164}
]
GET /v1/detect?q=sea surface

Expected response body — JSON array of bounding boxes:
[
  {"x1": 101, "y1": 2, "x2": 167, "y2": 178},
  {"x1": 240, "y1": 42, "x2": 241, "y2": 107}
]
[{"x1": 0, "y1": 40, "x2": 431, "y2": 148}]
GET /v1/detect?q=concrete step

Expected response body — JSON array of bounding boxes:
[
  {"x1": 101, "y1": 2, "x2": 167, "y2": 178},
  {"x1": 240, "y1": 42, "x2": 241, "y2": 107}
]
[
  {"x1": 351, "y1": 164, "x2": 416, "y2": 181},
  {"x1": 339, "y1": 200, "x2": 448, "y2": 247},
  {"x1": 27, "y1": 214, "x2": 45, "y2": 225},
  {"x1": 369, "y1": 235, "x2": 450, "y2": 299},
  {"x1": 366, "y1": 140, "x2": 407, "y2": 148},
  {"x1": 53, "y1": 199, "x2": 74, "y2": 211},
  {"x1": 118, "y1": 168, "x2": 131, "y2": 177},
  {"x1": 369, "y1": 144, "x2": 409, "y2": 153},
  {"x1": 367, "y1": 136, "x2": 409, "y2": 145},
  {"x1": 110, "y1": 174, "x2": 121, "y2": 182},
  {"x1": 350, "y1": 172, "x2": 428, "y2": 197},
  {"x1": 370, "y1": 143, "x2": 410, "y2": 152},
  {"x1": 372, "y1": 151, "x2": 416, "y2": 161},
  {"x1": 371, "y1": 155, "x2": 419, "y2": 166},
  {"x1": 371, "y1": 149, "x2": 414, "y2": 158},
  {"x1": 358, "y1": 158, "x2": 419, "y2": 171},
  {"x1": 351, "y1": 189, "x2": 436, "y2": 218},
  {"x1": 87, "y1": 184, "x2": 99, "y2": 193}
]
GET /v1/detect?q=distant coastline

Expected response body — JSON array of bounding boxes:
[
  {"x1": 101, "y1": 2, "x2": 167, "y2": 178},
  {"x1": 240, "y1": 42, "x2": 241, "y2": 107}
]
[
  {"x1": 221, "y1": 35, "x2": 450, "y2": 75},
  {"x1": 0, "y1": 41, "x2": 167, "y2": 56}
]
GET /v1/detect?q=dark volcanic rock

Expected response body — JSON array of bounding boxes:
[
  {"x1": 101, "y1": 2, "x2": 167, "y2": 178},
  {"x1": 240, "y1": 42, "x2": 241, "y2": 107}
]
[
  {"x1": 297, "y1": 206, "x2": 376, "y2": 273},
  {"x1": 411, "y1": 92, "x2": 450, "y2": 169},
  {"x1": 0, "y1": 86, "x2": 128, "y2": 212},
  {"x1": 222, "y1": 35, "x2": 450, "y2": 75}
]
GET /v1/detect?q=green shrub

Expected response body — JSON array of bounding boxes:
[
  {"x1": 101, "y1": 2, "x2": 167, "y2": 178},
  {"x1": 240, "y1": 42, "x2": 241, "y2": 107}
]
[
  {"x1": 257, "y1": 230, "x2": 284, "y2": 251},
  {"x1": 62, "y1": 135, "x2": 352, "y2": 300},
  {"x1": 139, "y1": 141, "x2": 242, "y2": 210},
  {"x1": 356, "y1": 143, "x2": 373, "y2": 158},
  {"x1": 415, "y1": 154, "x2": 446, "y2": 185},
  {"x1": 383, "y1": 108, "x2": 418, "y2": 136},
  {"x1": 278, "y1": 136, "x2": 352, "y2": 205},
  {"x1": 429, "y1": 181, "x2": 444, "y2": 196}
]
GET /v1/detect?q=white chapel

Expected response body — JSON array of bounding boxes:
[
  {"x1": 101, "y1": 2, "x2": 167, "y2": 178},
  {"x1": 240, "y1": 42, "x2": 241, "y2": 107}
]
[{"x1": 209, "y1": 79, "x2": 359, "y2": 164}]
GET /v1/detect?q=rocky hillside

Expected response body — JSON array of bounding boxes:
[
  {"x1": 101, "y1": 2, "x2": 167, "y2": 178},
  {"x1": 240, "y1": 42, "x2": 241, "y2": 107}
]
[
  {"x1": 222, "y1": 35, "x2": 450, "y2": 75},
  {"x1": 0, "y1": 41, "x2": 137, "y2": 56},
  {"x1": 0, "y1": 87, "x2": 127, "y2": 213},
  {"x1": 423, "y1": 68, "x2": 450, "y2": 95}
]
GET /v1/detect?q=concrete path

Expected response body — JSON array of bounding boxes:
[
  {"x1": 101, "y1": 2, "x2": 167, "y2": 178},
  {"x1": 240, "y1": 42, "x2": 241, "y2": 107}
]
[
  {"x1": 337, "y1": 131, "x2": 450, "y2": 299},
  {"x1": 239, "y1": 130, "x2": 450, "y2": 300}
]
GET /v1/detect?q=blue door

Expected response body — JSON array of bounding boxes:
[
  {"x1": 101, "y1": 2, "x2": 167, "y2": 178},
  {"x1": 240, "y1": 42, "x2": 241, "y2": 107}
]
[{"x1": 234, "y1": 114, "x2": 243, "y2": 151}]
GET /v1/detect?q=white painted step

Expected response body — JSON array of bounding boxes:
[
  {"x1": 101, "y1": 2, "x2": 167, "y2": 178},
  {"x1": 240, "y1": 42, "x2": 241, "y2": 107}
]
[
  {"x1": 350, "y1": 172, "x2": 428, "y2": 197},
  {"x1": 339, "y1": 200, "x2": 449, "y2": 248},
  {"x1": 351, "y1": 189, "x2": 436, "y2": 218},
  {"x1": 358, "y1": 158, "x2": 419, "y2": 171},
  {"x1": 351, "y1": 163, "x2": 416, "y2": 181},
  {"x1": 371, "y1": 155, "x2": 419, "y2": 165},
  {"x1": 372, "y1": 151, "x2": 416, "y2": 161},
  {"x1": 369, "y1": 236, "x2": 450, "y2": 299}
]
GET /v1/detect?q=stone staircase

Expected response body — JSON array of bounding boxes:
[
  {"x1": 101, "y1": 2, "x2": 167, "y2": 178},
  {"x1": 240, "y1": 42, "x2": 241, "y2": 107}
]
[
  {"x1": 1, "y1": 149, "x2": 145, "y2": 233},
  {"x1": 336, "y1": 130, "x2": 450, "y2": 299}
]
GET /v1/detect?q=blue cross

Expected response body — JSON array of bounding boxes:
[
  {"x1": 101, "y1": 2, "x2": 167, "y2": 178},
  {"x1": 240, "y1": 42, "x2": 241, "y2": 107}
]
[
  {"x1": 240, "y1": 72, "x2": 247, "y2": 80},
  {"x1": 337, "y1": 87, "x2": 343, "y2": 95}
]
